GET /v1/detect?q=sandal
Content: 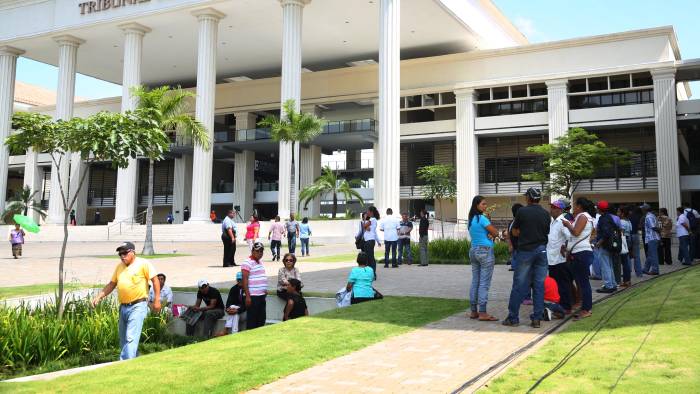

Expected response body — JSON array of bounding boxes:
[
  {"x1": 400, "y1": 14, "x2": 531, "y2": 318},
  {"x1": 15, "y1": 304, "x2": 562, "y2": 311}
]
[
  {"x1": 468, "y1": 311, "x2": 479, "y2": 319},
  {"x1": 478, "y1": 313, "x2": 499, "y2": 321},
  {"x1": 573, "y1": 311, "x2": 592, "y2": 321}
]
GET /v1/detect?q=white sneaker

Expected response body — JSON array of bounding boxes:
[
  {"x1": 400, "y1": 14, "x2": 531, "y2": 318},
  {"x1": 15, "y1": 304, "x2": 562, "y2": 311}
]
[{"x1": 543, "y1": 308, "x2": 552, "y2": 322}]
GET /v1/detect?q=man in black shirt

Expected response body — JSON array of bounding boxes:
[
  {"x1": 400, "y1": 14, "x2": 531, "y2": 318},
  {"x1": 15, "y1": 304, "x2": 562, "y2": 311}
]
[
  {"x1": 220, "y1": 272, "x2": 246, "y2": 335},
  {"x1": 418, "y1": 209, "x2": 430, "y2": 266},
  {"x1": 185, "y1": 279, "x2": 225, "y2": 338},
  {"x1": 503, "y1": 188, "x2": 551, "y2": 328}
]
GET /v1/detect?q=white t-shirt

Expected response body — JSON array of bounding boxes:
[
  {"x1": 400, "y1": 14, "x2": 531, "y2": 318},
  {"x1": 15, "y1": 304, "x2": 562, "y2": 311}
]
[
  {"x1": 568, "y1": 212, "x2": 594, "y2": 254},
  {"x1": 148, "y1": 285, "x2": 173, "y2": 304},
  {"x1": 547, "y1": 214, "x2": 569, "y2": 266},
  {"x1": 380, "y1": 216, "x2": 400, "y2": 242},
  {"x1": 677, "y1": 214, "x2": 690, "y2": 237}
]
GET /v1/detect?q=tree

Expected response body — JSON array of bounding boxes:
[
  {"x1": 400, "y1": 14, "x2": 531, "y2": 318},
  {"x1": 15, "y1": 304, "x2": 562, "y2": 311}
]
[
  {"x1": 522, "y1": 127, "x2": 631, "y2": 200},
  {"x1": 130, "y1": 86, "x2": 209, "y2": 255},
  {"x1": 7, "y1": 110, "x2": 171, "y2": 318},
  {"x1": 2, "y1": 185, "x2": 47, "y2": 223},
  {"x1": 258, "y1": 99, "x2": 324, "y2": 214},
  {"x1": 298, "y1": 166, "x2": 365, "y2": 218},
  {"x1": 416, "y1": 164, "x2": 456, "y2": 237}
]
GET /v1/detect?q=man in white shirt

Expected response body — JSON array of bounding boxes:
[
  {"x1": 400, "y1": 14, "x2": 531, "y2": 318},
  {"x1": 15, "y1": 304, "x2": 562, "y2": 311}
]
[
  {"x1": 547, "y1": 200, "x2": 573, "y2": 314},
  {"x1": 149, "y1": 273, "x2": 173, "y2": 311},
  {"x1": 677, "y1": 207, "x2": 692, "y2": 265},
  {"x1": 380, "y1": 208, "x2": 401, "y2": 268}
]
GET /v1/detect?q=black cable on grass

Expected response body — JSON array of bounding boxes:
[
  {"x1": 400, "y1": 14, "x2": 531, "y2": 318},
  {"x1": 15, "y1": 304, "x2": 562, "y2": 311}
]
[
  {"x1": 526, "y1": 274, "x2": 668, "y2": 393},
  {"x1": 608, "y1": 269, "x2": 689, "y2": 393}
]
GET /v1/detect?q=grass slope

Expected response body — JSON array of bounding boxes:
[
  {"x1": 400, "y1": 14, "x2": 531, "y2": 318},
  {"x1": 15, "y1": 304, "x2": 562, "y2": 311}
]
[
  {"x1": 0, "y1": 284, "x2": 95, "y2": 300},
  {"x1": 483, "y1": 266, "x2": 700, "y2": 393},
  {"x1": 2, "y1": 296, "x2": 466, "y2": 393}
]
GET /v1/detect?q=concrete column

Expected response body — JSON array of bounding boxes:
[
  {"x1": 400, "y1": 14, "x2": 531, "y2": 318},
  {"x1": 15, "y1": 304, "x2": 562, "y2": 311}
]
[
  {"x1": 233, "y1": 151, "x2": 255, "y2": 221},
  {"x1": 188, "y1": 8, "x2": 225, "y2": 223},
  {"x1": 172, "y1": 154, "x2": 192, "y2": 224},
  {"x1": 23, "y1": 148, "x2": 42, "y2": 222},
  {"x1": 278, "y1": 0, "x2": 310, "y2": 218},
  {"x1": 455, "y1": 89, "x2": 478, "y2": 222},
  {"x1": 546, "y1": 79, "x2": 569, "y2": 142},
  {"x1": 376, "y1": 0, "x2": 401, "y2": 214},
  {"x1": 47, "y1": 36, "x2": 83, "y2": 225},
  {"x1": 652, "y1": 68, "x2": 681, "y2": 211},
  {"x1": 114, "y1": 23, "x2": 150, "y2": 223},
  {"x1": 0, "y1": 46, "x2": 24, "y2": 212},
  {"x1": 299, "y1": 145, "x2": 322, "y2": 217}
]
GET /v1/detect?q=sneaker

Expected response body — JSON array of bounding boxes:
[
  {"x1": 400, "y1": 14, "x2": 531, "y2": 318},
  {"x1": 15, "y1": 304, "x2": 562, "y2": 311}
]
[
  {"x1": 543, "y1": 308, "x2": 552, "y2": 322},
  {"x1": 530, "y1": 320, "x2": 541, "y2": 328},
  {"x1": 502, "y1": 318, "x2": 519, "y2": 327},
  {"x1": 596, "y1": 287, "x2": 616, "y2": 294}
]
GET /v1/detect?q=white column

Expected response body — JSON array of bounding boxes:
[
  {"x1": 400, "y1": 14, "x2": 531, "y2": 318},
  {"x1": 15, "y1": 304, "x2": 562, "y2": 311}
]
[
  {"x1": 376, "y1": 0, "x2": 400, "y2": 214},
  {"x1": 23, "y1": 148, "x2": 42, "y2": 222},
  {"x1": 546, "y1": 79, "x2": 569, "y2": 142},
  {"x1": 0, "y1": 46, "x2": 24, "y2": 211},
  {"x1": 172, "y1": 154, "x2": 192, "y2": 224},
  {"x1": 47, "y1": 36, "x2": 83, "y2": 225},
  {"x1": 188, "y1": 8, "x2": 224, "y2": 223},
  {"x1": 233, "y1": 151, "x2": 255, "y2": 221},
  {"x1": 299, "y1": 145, "x2": 322, "y2": 217},
  {"x1": 114, "y1": 23, "x2": 150, "y2": 223},
  {"x1": 278, "y1": 0, "x2": 310, "y2": 218},
  {"x1": 455, "y1": 89, "x2": 478, "y2": 222},
  {"x1": 652, "y1": 68, "x2": 681, "y2": 211}
]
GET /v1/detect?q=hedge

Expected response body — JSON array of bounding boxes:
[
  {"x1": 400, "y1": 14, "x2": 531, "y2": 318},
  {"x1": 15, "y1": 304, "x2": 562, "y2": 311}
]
[{"x1": 379, "y1": 238, "x2": 510, "y2": 265}]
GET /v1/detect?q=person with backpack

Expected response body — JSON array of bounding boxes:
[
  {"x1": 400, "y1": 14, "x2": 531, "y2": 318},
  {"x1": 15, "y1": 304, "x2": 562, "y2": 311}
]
[
  {"x1": 683, "y1": 203, "x2": 700, "y2": 260},
  {"x1": 594, "y1": 201, "x2": 618, "y2": 293},
  {"x1": 677, "y1": 207, "x2": 692, "y2": 266},
  {"x1": 641, "y1": 204, "x2": 660, "y2": 275}
]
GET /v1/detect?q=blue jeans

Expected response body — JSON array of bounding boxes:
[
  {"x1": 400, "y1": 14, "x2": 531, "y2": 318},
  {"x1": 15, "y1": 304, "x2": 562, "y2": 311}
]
[
  {"x1": 510, "y1": 250, "x2": 518, "y2": 270},
  {"x1": 118, "y1": 301, "x2": 148, "y2": 360},
  {"x1": 507, "y1": 245, "x2": 548, "y2": 322},
  {"x1": 469, "y1": 246, "x2": 495, "y2": 313},
  {"x1": 679, "y1": 235, "x2": 691, "y2": 264},
  {"x1": 300, "y1": 238, "x2": 309, "y2": 255},
  {"x1": 598, "y1": 248, "x2": 617, "y2": 289},
  {"x1": 384, "y1": 240, "x2": 398, "y2": 267},
  {"x1": 287, "y1": 234, "x2": 297, "y2": 254},
  {"x1": 544, "y1": 302, "x2": 566, "y2": 316},
  {"x1": 572, "y1": 250, "x2": 593, "y2": 311},
  {"x1": 591, "y1": 248, "x2": 602, "y2": 278},
  {"x1": 644, "y1": 239, "x2": 660, "y2": 274},
  {"x1": 620, "y1": 253, "x2": 631, "y2": 283},
  {"x1": 398, "y1": 238, "x2": 412, "y2": 264},
  {"x1": 631, "y1": 233, "x2": 643, "y2": 277}
]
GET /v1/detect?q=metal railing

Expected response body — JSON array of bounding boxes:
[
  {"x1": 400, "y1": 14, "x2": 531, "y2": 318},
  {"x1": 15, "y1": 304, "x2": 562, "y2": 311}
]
[
  {"x1": 216, "y1": 118, "x2": 377, "y2": 143},
  {"x1": 323, "y1": 159, "x2": 375, "y2": 171},
  {"x1": 87, "y1": 188, "x2": 117, "y2": 207},
  {"x1": 107, "y1": 210, "x2": 147, "y2": 240}
]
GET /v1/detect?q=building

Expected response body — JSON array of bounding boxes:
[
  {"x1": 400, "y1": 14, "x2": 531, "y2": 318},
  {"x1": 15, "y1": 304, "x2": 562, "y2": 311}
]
[{"x1": 1, "y1": 0, "x2": 698, "y2": 225}]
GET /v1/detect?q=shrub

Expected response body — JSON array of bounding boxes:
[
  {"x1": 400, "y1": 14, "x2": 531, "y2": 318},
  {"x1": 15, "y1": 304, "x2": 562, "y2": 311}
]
[
  {"x1": 399, "y1": 239, "x2": 510, "y2": 264},
  {"x1": 0, "y1": 296, "x2": 177, "y2": 377}
]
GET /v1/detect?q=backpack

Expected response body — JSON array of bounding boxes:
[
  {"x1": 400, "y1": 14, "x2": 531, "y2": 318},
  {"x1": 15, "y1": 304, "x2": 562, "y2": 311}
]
[{"x1": 686, "y1": 210, "x2": 699, "y2": 231}]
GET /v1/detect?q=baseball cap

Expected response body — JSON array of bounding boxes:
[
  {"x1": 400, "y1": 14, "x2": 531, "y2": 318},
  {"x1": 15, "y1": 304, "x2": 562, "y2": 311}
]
[
  {"x1": 252, "y1": 241, "x2": 264, "y2": 252},
  {"x1": 197, "y1": 279, "x2": 209, "y2": 288},
  {"x1": 597, "y1": 200, "x2": 609, "y2": 210},
  {"x1": 235, "y1": 271, "x2": 243, "y2": 282},
  {"x1": 524, "y1": 187, "x2": 542, "y2": 200},
  {"x1": 550, "y1": 200, "x2": 566, "y2": 210},
  {"x1": 115, "y1": 241, "x2": 135, "y2": 252},
  {"x1": 640, "y1": 203, "x2": 651, "y2": 210}
]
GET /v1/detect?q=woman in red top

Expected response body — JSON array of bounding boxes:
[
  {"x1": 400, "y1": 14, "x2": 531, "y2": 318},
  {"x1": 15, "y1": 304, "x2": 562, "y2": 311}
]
[{"x1": 245, "y1": 215, "x2": 260, "y2": 251}]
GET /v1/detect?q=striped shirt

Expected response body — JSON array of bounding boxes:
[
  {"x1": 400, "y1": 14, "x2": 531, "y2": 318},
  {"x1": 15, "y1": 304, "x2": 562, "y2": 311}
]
[{"x1": 242, "y1": 257, "x2": 267, "y2": 296}]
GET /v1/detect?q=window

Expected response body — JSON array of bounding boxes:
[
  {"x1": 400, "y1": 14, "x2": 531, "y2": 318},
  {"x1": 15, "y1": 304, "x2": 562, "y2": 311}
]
[
  {"x1": 632, "y1": 72, "x2": 653, "y2": 87},
  {"x1": 511, "y1": 85, "x2": 527, "y2": 98},
  {"x1": 477, "y1": 98, "x2": 547, "y2": 117},
  {"x1": 476, "y1": 88, "x2": 490, "y2": 101},
  {"x1": 400, "y1": 91, "x2": 457, "y2": 124},
  {"x1": 440, "y1": 92, "x2": 456, "y2": 105},
  {"x1": 422, "y1": 93, "x2": 439, "y2": 106},
  {"x1": 569, "y1": 89, "x2": 653, "y2": 109},
  {"x1": 406, "y1": 95, "x2": 422, "y2": 108},
  {"x1": 399, "y1": 97, "x2": 405, "y2": 109},
  {"x1": 610, "y1": 74, "x2": 631, "y2": 89},
  {"x1": 588, "y1": 76, "x2": 608, "y2": 91},
  {"x1": 569, "y1": 79, "x2": 586, "y2": 93},
  {"x1": 529, "y1": 83, "x2": 547, "y2": 96},
  {"x1": 400, "y1": 109, "x2": 435, "y2": 124},
  {"x1": 492, "y1": 86, "x2": 509, "y2": 100}
]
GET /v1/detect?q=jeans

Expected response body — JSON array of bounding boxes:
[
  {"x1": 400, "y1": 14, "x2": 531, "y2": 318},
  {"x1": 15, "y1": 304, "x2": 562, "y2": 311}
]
[
  {"x1": 506, "y1": 245, "x2": 548, "y2": 322},
  {"x1": 419, "y1": 235, "x2": 429, "y2": 265},
  {"x1": 363, "y1": 239, "x2": 377, "y2": 276},
  {"x1": 620, "y1": 253, "x2": 632, "y2": 283},
  {"x1": 612, "y1": 253, "x2": 622, "y2": 285},
  {"x1": 469, "y1": 246, "x2": 496, "y2": 313},
  {"x1": 679, "y1": 235, "x2": 692, "y2": 264},
  {"x1": 118, "y1": 301, "x2": 148, "y2": 360},
  {"x1": 246, "y1": 295, "x2": 267, "y2": 330},
  {"x1": 510, "y1": 251, "x2": 518, "y2": 271},
  {"x1": 300, "y1": 238, "x2": 310, "y2": 256},
  {"x1": 186, "y1": 309, "x2": 225, "y2": 338},
  {"x1": 548, "y1": 263, "x2": 573, "y2": 311},
  {"x1": 544, "y1": 302, "x2": 566, "y2": 316},
  {"x1": 287, "y1": 234, "x2": 297, "y2": 254},
  {"x1": 270, "y1": 240, "x2": 281, "y2": 259},
  {"x1": 221, "y1": 233, "x2": 236, "y2": 267},
  {"x1": 598, "y1": 248, "x2": 617, "y2": 289},
  {"x1": 398, "y1": 238, "x2": 412, "y2": 264},
  {"x1": 384, "y1": 240, "x2": 398, "y2": 267},
  {"x1": 644, "y1": 239, "x2": 660, "y2": 274},
  {"x1": 659, "y1": 237, "x2": 672, "y2": 265},
  {"x1": 631, "y1": 233, "x2": 643, "y2": 277},
  {"x1": 572, "y1": 250, "x2": 593, "y2": 311},
  {"x1": 591, "y1": 248, "x2": 602, "y2": 278}
]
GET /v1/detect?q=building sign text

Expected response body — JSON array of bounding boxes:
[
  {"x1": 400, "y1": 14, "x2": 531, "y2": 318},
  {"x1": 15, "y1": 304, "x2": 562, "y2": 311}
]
[{"x1": 79, "y1": 0, "x2": 150, "y2": 15}]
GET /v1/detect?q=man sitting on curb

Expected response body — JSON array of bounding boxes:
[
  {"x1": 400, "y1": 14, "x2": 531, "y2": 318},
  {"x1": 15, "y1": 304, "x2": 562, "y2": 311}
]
[
  {"x1": 217, "y1": 271, "x2": 247, "y2": 336},
  {"x1": 149, "y1": 273, "x2": 173, "y2": 313},
  {"x1": 183, "y1": 279, "x2": 225, "y2": 338}
]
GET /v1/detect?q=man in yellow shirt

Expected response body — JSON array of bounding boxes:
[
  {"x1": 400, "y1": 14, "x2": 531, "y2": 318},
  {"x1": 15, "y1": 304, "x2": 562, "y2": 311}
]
[{"x1": 92, "y1": 241, "x2": 160, "y2": 360}]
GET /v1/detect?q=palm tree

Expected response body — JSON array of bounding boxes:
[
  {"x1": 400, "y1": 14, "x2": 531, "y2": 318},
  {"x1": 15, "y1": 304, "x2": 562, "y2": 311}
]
[
  {"x1": 2, "y1": 185, "x2": 46, "y2": 222},
  {"x1": 298, "y1": 166, "x2": 365, "y2": 218},
  {"x1": 258, "y1": 99, "x2": 323, "y2": 215},
  {"x1": 131, "y1": 86, "x2": 210, "y2": 255}
]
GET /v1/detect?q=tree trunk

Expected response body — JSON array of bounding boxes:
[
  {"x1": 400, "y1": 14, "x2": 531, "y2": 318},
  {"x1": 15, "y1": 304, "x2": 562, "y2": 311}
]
[
  {"x1": 142, "y1": 159, "x2": 155, "y2": 255},
  {"x1": 57, "y1": 210, "x2": 69, "y2": 319},
  {"x1": 332, "y1": 192, "x2": 337, "y2": 218},
  {"x1": 439, "y1": 199, "x2": 445, "y2": 239}
]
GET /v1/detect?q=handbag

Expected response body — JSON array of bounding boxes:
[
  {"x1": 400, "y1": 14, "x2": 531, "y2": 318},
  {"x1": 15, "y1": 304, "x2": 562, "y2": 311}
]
[
  {"x1": 564, "y1": 238, "x2": 587, "y2": 262},
  {"x1": 355, "y1": 236, "x2": 364, "y2": 250}
]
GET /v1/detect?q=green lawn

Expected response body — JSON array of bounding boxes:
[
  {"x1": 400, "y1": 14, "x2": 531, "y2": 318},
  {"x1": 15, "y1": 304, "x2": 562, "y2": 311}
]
[
  {"x1": 0, "y1": 283, "x2": 96, "y2": 300},
  {"x1": 2, "y1": 296, "x2": 467, "y2": 393},
  {"x1": 94, "y1": 253, "x2": 190, "y2": 260},
  {"x1": 483, "y1": 266, "x2": 700, "y2": 393}
]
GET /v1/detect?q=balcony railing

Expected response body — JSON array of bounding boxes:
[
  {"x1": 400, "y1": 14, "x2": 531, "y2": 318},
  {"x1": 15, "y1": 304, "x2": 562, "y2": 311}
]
[
  {"x1": 215, "y1": 119, "x2": 377, "y2": 143},
  {"x1": 255, "y1": 182, "x2": 279, "y2": 192},
  {"x1": 400, "y1": 185, "x2": 430, "y2": 199},
  {"x1": 88, "y1": 188, "x2": 116, "y2": 207},
  {"x1": 323, "y1": 159, "x2": 375, "y2": 171},
  {"x1": 323, "y1": 119, "x2": 376, "y2": 134}
]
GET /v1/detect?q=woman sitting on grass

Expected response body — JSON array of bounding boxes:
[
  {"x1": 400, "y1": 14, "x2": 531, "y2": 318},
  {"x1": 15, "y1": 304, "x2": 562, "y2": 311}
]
[
  {"x1": 283, "y1": 278, "x2": 308, "y2": 321},
  {"x1": 347, "y1": 251, "x2": 382, "y2": 304}
]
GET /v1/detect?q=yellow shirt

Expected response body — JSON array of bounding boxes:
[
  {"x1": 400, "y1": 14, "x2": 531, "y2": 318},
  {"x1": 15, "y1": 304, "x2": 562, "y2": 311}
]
[{"x1": 110, "y1": 257, "x2": 157, "y2": 304}]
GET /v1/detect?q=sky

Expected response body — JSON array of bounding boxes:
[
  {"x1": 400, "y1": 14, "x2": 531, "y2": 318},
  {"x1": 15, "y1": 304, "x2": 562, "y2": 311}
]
[{"x1": 14, "y1": 0, "x2": 700, "y2": 99}]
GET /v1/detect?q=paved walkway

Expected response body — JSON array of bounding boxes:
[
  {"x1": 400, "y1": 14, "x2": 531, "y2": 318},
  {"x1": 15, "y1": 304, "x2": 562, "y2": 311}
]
[{"x1": 251, "y1": 263, "x2": 690, "y2": 394}]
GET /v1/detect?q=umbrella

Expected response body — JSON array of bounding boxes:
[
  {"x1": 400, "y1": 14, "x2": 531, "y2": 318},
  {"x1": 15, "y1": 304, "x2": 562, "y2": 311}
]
[{"x1": 13, "y1": 214, "x2": 40, "y2": 233}]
